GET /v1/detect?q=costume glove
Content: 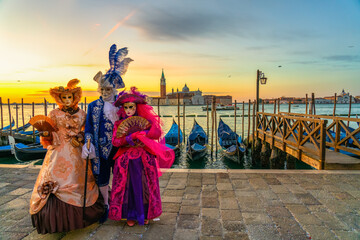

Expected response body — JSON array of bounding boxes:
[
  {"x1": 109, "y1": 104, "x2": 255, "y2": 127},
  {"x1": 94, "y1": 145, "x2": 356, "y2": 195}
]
[{"x1": 81, "y1": 142, "x2": 96, "y2": 159}]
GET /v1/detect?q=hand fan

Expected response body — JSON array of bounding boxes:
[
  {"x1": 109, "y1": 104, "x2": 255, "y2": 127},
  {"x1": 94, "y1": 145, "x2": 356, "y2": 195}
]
[
  {"x1": 116, "y1": 116, "x2": 151, "y2": 138},
  {"x1": 29, "y1": 115, "x2": 57, "y2": 133}
]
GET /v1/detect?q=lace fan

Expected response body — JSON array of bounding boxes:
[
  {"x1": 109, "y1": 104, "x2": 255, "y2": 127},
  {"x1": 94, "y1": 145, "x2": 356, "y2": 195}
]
[
  {"x1": 29, "y1": 115, "x2": 57, "y2": 133},
  {"x1": 116, "y1": 116, "x2": 151, "y2": 138}
]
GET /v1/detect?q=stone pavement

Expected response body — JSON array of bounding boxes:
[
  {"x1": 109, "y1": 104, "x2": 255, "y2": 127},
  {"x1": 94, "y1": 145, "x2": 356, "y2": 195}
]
[{"x1": 0, "y1": 165, "x2": 359, "y2": 240}]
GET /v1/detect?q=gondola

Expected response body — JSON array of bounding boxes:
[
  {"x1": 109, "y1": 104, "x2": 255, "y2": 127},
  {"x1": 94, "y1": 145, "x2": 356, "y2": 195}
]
[
  {"x1": 187, "y1": 120, "x2": 208, "y2": 160},
  {"x1": 14, "y1": 122, "x2": 31, "y2": 132},
  {"x1": 0, "y1": 118, "x2": 15, "y2": 132},
  {"x1": 218, "y1": 118, "x2": 245, "y2": 162},
  {"x1": 165, "y1": 120, "x2": 183, "y2": 156},
  {"x1": 8, "y1": 136, "x2": 46, "y2": 162}
]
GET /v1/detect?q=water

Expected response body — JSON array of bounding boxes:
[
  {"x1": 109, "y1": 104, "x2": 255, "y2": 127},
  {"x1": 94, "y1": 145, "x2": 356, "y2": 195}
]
[{"x1": 1, "y1": 103, "x2": 359, "y2": 169}]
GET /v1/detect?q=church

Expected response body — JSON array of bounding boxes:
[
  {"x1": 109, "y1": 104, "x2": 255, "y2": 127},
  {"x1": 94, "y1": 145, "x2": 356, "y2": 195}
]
[{"x1": 148, "y1": 69, "x2": 232, "y2": 106}]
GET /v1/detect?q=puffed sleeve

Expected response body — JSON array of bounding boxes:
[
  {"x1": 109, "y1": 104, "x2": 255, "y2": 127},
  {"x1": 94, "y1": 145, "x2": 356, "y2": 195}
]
[{"x1": 146, "y1": 123, "x2": 161, "y2": 140}]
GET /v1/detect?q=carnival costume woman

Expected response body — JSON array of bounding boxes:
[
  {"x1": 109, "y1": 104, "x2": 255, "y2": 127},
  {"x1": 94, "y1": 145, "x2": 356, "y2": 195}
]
[
  {"x1": 30, "y1": 79, "x2": 104, "y2": 234},
  {"x1": 109, "y1": 87, "x2": 174, "y2": 226}
]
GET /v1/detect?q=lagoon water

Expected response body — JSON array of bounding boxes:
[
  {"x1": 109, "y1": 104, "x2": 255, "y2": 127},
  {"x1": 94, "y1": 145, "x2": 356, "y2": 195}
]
[{"x1": 1, "y1": 103, "x2": 359, "y2": 169}]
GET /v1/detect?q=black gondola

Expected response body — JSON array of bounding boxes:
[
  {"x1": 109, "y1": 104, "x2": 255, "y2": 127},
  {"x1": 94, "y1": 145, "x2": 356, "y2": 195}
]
[
  {"x1": 218, "y1": 118, "x2": 245, "y2": 162},
  {"x1": 8, "y1": 136, "x2": 46, "y2": 162},
  {"x1": 187, "y1": 120, "x2": 208, "y2": 160},
  {"x1": 165, "y1": 120, "x2": 183, "y2": 157}
]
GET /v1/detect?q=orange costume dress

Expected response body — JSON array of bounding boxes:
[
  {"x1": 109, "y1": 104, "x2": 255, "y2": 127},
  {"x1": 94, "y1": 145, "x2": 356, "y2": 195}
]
[{"x1": 29, "y1": 79, "x2": 104, "y2": 234}]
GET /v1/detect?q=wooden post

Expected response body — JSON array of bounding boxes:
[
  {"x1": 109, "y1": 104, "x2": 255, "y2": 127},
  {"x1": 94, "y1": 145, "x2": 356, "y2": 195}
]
[
  {"x1": 288, "y1": 100, "x2": 291, "y2": 113},
  {"x1": 273, "y1": 99, "x2": 276, "y2": 114},
  {"x1": 252, "y1": 100, "x2": 256, "y2": 151},
  {"x1": 312, "y1": 93, "x2": 316, "y2": 115},
  {"x1": 262, "y1": 101, "x2": 264, "y2": 112},
  {"x1": 215, "y1": 98, "x2": 218, "y2": 156},
  {"x1": 15, "y1": 103, "x2": 18, "y2": 130},
  {"x1": 347, "y1": 96, "x2": 352, "y2": 128},
  {"x1": 7, "y1": 99, "x2": 12, "y2": 135},
  {"x1": 305, "y1": 94, "x2": 308, "y2": 114},
  {"x1": 84, "y1": 97, "x2": 87, "y2": 112},
  {"x1": 211, "y1": 96, "x2": 215, "y2": 157},
  {"x1": 206, "y1": 101, "x2": 209, "y2": 138},
  {"x1": 183, "y1": 101, "x2": 186, "y2": 143},
  {"x1": 32, "y1": 102, "x2": 35, "y2": 141},
  {"x1": 177, "y1": 93, "x2": 180, "y2": 146},
  {"x1": 21, "y1": 98, "x2": 25, "y2": 127},
  {"x1": 234, "y1": 100, "x2": 237, "y2": 133},
  {"x1": 0, "y1": 97, "x2": 3, "y2": 130},
  {"x1": 247, "y1": 100, "x2": 251, "y2": 145},
  {"x1": 333, "y1": 93, "x2": 337, "y2": 116},
  {"x1": 242, "y1": 101, "x2": 245, "y2": 140},
  {"x1": 277, "y1": 98, "x2": 280, "y2": 113},
  {"x1": 53, "y1": 103, "x2": 55, "y2": 109},
  {"x1": 319, "y1": 120, "x2": 327, "y2": 170},
  {"x1": 157, "y1": 98, "x2": 160, "y2": 117},
  {"x1": 44, "y1": 98, "x2": 47, "y2": 116}
]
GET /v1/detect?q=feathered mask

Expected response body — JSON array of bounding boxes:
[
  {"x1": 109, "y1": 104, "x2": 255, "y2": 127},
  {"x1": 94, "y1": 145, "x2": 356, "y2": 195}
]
[
  {"x1": 94, "y1": 44, "x2": 133, "y2": 89},
  {"x1": 49, "y1": 79, "x2": 82, "y2": 109},
  {"x1": 114, "y1": 87, "x2": 147, "y2": 107}
]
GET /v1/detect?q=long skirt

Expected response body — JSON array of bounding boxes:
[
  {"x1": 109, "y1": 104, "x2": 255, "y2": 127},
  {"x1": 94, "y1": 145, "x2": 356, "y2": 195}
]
[{"x1": 31, "y1": 193, "x2": 104, "y2": 234}]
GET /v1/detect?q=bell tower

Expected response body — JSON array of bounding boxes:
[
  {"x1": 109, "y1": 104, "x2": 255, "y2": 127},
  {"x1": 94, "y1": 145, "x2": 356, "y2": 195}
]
[{"x1": 160, "y1": 69, "x2": 166, "y2": 98}]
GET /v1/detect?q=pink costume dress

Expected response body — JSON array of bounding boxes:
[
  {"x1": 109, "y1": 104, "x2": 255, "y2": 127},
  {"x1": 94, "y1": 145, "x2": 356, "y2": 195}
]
[
  {"x1": 30, "y1": 108, "x2": 104, "y2": 234},
  {"x1": 109, "y1": 118, "x2": 162, "y2": 224}
]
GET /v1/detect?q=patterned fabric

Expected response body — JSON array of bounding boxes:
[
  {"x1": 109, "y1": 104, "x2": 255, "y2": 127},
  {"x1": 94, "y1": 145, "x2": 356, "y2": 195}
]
[
  {"x1": 109, "y1": 119, "x2": 162, "y2": 221},
  {"x1": 30, "y1": 109, "x2": 99, "y2": 214},
  {"x1": 84, "y1": 97, "x2": 117, "y2": 176}
]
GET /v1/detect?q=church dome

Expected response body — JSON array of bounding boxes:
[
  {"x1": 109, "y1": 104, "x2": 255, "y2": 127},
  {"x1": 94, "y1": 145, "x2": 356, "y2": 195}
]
[{"x1": 182, "y1": 84, "x2": 189, "y2": 92}]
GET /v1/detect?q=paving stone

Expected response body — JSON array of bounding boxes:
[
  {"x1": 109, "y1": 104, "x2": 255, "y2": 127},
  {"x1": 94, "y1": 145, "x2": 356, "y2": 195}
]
[
  {"x1": 218, "y1": 190, "x2": 235, "y2": 198},
  {"x1": 283, "y1": 184, "x2": 307, "y2": 194},
  {"x1": 332, "y1": 192, "x2": 356, "y2": 200},
  {"x1": 187, "y1": 180, "x2": 202, "y2": 187},
  {"x1": 256, "y1": 190, "x2": 278, "y2": 200},
  {"x1": 221, "y1": 209, "x2": 242, "y2": 221},
  {"x1": 294, "y1": 193, "x2": 322, "y2": 205},
  {"x1": 293, "y1": 213, "x2": 323, "y2": 226},
  {"x1": 89, "y1": 224, "x2": 126, "y2": 240},
  {"x1": 335, "y1": 212, "x2": 360, "y2": 230},
  {"x1": 0, "y1": 195, "x2": 18, "y2": 205},
  {"x1": 200, "y1": 236, "x2": 222, "y2": 240},
  {"x1": 143, "y1": 224, "x2": 175, "y2": 240},
  {"x1": 180, "y1": 205, "x2": 200, "y2": 215},
  {"x1": 232, "y1": 179, "x2": 252, "y2": 190},
  {"x1": 61, "y1": 223, "x2": 100, "y2": 240},
  {"x1": 249, "y1": 178, "x2": 269, "y2": 190},
  {"x1": 228, "y1": 173, "x2": 248, "y2": 179},
  {"x1": 22, "y1": 230, "x2": 66, "y2": 240},
  {"x1": 307, "y1": 189, "x2": 336, "y2": 199},
  {"x1": 162, "y1": 203, "x2": 180, "y2": 212},
  {"x1": 271, "y1": 216, "x2": 307, "y2": 237},
  {"x1": 162, "y1": 189, "x2": 184, "y2": 197},
  {"x1": 234, "y1": 190, "x2": 257, "y2": 197},
  {"x1": 224, "y1": 232, "x2": 249, "y2": 240},
  {"x1": 202, "y1": 178, "x2": 216, "y2": 185},
  {"x1": 333, "y1": 230, "x2": 360, "y2": 240},
  {"x1": 202, "y1": 190, "x2": 218, "y2": 198},
  {"x1": 246, "y1": 224, "x2": 281, "y2": 240},
  {"x1": 202, "y1": 197, "x2": 219, "y2": 208},
  {"x1": 270, "y1": 185, "x2": 290, "y2": 194},
  {"x1": 266, "y1": 206, "x2": 292, "y2": 217},
  {"x1": 263, "y1": 178, "x2": 281, "y2": 185},
  {"x1": 216, "y1": 183, "x2": 233, "y2": 191},
  {"x1": 242, "y1": 212, "x2": 272, "y2": 225},
  {"x1": 302, "y1": 225, "x2": 338, "y2": 240},
  {"x1": 0, "y1": 232, "x2": 29, "y2": 240},
  {"x1": 156, "y1": 212, "x2": 178, "y2": 225},
  {"x1": 177, "y1": 214, "x2": 200, "y2": 229},
  {"x1": 313, "y1": 211, "x2": 350, "y2": 231},
  {"x1": 161, "y1": 196, "x2": 182, "y2": 203},
  {"x1": 173, "y1": 229, "x2": 199, "y2": 240},
  {"x1": 285, "y1": 204, "x2": 310, "y2": 215},
  {"x1": 219, "y1": 198, "x2": 239, "y2": 210},
  {"x1": 182, "y1": 198, "x2": 200, "y2": 206},
  {"x1": 277, "y1": 193, "x2": 302, "y2": 204},
  {"x1": 202, "y1": 208, "x2": 220, "y2": 219},
  {"x1": 222, "y1": 220, "x2": 246, "y2": 232},
  {"x1": 201, "y1": 217, "x2": 222, "y2": 236}
]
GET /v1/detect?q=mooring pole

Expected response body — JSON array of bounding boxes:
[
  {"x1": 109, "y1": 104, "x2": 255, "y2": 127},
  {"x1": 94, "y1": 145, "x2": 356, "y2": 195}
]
[
  {"x1": 177, "y1": 93, "x2": 180, "y2": 147},
  {"x1": 21, "y1": 98, "x2": 25, "y2": 127},
  {"x1": 7, "y1": 99, "x2": 12, "y2": 136},
  {"x1": 183, "y1": 101, "x2": 186, "y2": 143}
]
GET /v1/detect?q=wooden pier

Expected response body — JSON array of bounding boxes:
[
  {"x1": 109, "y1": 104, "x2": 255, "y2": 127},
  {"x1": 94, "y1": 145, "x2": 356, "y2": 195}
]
[{"x1": 255, "y1": 112, "x2": 360, "y2": 170}]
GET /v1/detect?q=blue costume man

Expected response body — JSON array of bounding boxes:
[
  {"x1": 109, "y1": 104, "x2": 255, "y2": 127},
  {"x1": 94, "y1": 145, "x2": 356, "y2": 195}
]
[{"x1": 82, "y1": 44, "x2": 133, "y2": 223}]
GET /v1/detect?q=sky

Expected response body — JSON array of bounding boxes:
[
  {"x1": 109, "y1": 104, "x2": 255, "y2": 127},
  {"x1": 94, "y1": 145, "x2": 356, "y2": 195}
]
[{"x1": 0, "y1": 0, "x2": 359, "y2": 103}]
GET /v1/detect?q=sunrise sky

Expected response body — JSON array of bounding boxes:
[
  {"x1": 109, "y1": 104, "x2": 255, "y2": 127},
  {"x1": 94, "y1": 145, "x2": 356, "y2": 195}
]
[{"x1": 0, "y1": 0, "x2": 359, "y2": 103}]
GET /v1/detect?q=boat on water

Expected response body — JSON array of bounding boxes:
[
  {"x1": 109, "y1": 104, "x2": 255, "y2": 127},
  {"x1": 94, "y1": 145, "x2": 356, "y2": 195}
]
[
  {"x1": 0, "y1": 118, "x2": 15, "y2": 132},
  {"x1": 202, "y1": 104, "x2": 239, "y2": 111},
  {"x1": 8, "y1": 136, "x2": 46, "y2": 162},
  {"x1": 218, "y1": 119, "x2": 245, "y2": 162},
  {"x1": 165, "y1": 120, "x2": 183, "y2": 156},
  {"x1": 187, "y1": 120, "x2": 208, "y2": 160}
]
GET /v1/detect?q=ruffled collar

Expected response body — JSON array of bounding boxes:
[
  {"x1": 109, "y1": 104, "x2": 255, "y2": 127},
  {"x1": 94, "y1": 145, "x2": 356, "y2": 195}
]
[{"x1": 61, "y1": 107, "x2": 79, "y2": 115}]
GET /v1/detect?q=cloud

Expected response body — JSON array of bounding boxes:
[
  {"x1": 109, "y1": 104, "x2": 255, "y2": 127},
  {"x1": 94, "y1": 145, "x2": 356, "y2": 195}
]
[{"x1": 324, "y1": 55, "x2": 360, "y2": 62}]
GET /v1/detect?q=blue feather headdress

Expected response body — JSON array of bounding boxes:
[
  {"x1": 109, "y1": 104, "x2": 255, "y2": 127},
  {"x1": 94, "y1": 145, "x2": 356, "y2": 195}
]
[{"x1": 94, "y1": 44, "x2": 133, "y2": 89}]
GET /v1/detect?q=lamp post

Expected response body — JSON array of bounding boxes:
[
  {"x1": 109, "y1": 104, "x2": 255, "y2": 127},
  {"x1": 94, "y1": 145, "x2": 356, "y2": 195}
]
[{"x1": 256, "y1": 69, "x2": 267, "y2": 113}]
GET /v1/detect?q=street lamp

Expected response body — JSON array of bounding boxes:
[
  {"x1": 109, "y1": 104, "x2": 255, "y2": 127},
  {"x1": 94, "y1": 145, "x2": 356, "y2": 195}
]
[{"x1": 256, "y1": 69, "x2": 267, "y2": 112}]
